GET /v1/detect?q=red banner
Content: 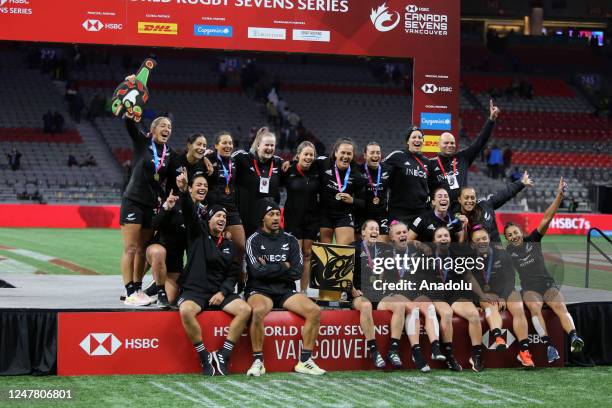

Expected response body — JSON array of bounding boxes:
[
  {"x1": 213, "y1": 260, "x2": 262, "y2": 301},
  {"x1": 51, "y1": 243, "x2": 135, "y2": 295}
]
[
  {"x1": 496, "y1": 213, "x2": 612, "y2": 236},
  {"x1": 58, "y1": 309, "x2": 564, "y2": 376},
  {"x1": 0, "y1": 0, "x2": 460, "y2": 137}
]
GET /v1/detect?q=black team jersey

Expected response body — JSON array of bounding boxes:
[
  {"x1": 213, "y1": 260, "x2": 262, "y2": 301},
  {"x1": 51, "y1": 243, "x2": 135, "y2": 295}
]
[
  {"x1": 232, "y1": 150, "x2": 284, "y2": 234},
  {"x1": 205, "y1": 152, "x2": 239, "y2": 213},
  {"x1": 451, "y1": 180, "x2": 525, "y2": 243},
  {"x1": 384, "y1": 150, "x2": 436, "y2": 215},
  {"x1": 506, "y1": 229, "x2": 555, "y2": 290},
  {"x1": 410, "y1": 210, "x2": 463, "y2": 242},
  {"x1": 179, "y1": 192, "x2": 236, "y2": 296},
  {"x1": 431, "y1": 120, "x2": 495, "y2": 203},
  {"x1": 357, "y1": 162, "x2": 391, "y2": 218},
  {"x1": 166, "y1": 152, "x2": 207, "y2": 197},
  {"x1": 472, "y1": 246, "x2": 515, "y2": 299},
  {"x1": 280, "y1": 162, "x2": 320, "y2": 225},
  {"x1": 123, "y1": 119, "x2": 178, "y2": 207},
  {"x1": 151, "y1": 201, "x2": 188, "y2": 254},
  {"x1": 316, "y1": 158, "x2": 367, "y2": 218},
  {"x1": 245, "y1": 229, "x2": 302, "y2": 296}
]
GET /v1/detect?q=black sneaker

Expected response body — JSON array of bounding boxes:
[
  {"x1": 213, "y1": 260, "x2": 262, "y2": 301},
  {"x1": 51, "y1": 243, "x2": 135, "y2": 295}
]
[
  {"x1": 212, "y1": 351, "x2": 228, "y2": 376},
  {"x1": 387, "y1": 350, "x2": 403, "y2": 369},
  {"x1": 201, "y1": 351, "x2": 216, "y2": 376},
  {"x1": 372, "y1": 351, "x2": 386, "y2": 369},
  {"x1": 445, "y1": 355, "x2": 463, "y2": 372},
  {"x1": 570, "y1": 334, "x2": 585, "y2": 353},
  {"x1": 412, "y1": 348, "x2": 431, "y2": 373},
  {"x1": 469, "y1": 354, "x2": 484, "y2": 372},
  {"x1": 431, "y1": 343, "x2": 447, "y2": 361},
  {"x1": 145, "y1": 281, "x2": 158, "y2": 297},
  {"x1": 155, "y1": 291, "x2": 170, "y2": 309}
]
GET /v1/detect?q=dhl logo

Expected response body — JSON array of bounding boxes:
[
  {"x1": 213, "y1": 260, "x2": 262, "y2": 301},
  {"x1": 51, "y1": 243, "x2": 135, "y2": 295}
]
[
  {"x1": 138, "y1": 22, "x2": 178, "y2": 35},
  {"x1": 422, "y1": 135, "x2": 441, "y2": 153}
]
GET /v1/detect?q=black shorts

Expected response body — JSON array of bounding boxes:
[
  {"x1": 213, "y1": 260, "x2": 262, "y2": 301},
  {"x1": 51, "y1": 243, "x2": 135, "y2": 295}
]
[
  {"x1": 246, "y1": 289, "x2": 299, "y2": 309},
  {"x1": 120, "y1": 197, "x2": 155, "y2": 228},
  {"x1": 358, "y1": 212, "x2": 389, "y2": 235},
  {"x1": 226, "y1": 210, "x2": 242, "y2": 227},
  {"x1": 177, "y1": 291, "x2": 240, "y2": 311},
  {"x1": 521, "y1": 279, "x2": 558, "y2": 297},
  {"x1": 320, "y1": 212, "x2": 355, "y2": 230},
  {"x1": 165, "y1": 249, "x2": 184, "y2": 274},
  {"x1": 388, "y1": 209, "x2": 426, "y2": 227},
  {"x1": 285, "y1": 216, "x2": 319, "y2": 241}
]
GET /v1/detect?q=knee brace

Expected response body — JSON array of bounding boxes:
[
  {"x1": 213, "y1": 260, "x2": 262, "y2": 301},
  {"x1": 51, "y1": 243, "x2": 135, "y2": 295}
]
[
  {"x1": 405, "y1": 307, "x2": 420, "y2": 336},
  {"x1": 427, "y1": 304, "x2": 439, "y2": 337},
  {"x1": 531, "y1": 316, "x2": 546, "y2": 337}
]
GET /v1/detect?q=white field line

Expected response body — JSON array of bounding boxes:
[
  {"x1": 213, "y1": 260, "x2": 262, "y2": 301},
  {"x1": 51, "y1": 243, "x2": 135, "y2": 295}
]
[{"x1": 149, "y1": 381, "x2": 210, "y2": 405}]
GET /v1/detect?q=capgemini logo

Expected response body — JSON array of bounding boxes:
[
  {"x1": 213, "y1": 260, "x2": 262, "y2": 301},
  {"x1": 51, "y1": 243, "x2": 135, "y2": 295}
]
[{"x1": 370, "y1": 3, "x2": 401, "y2": 32}]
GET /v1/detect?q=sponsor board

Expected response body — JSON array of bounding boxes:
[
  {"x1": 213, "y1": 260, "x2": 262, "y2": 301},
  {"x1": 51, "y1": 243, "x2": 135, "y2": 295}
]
[
  {"x1": 137, "y1": 21, "x2": 178, "y2": 35},
  {"x1": 420, "y1": 112, "x2": 452, "y2": 130}
]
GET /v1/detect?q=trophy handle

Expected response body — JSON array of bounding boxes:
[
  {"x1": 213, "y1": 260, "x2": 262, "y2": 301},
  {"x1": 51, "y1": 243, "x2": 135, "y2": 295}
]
[{"x1": 135, "y1": 58, "x2": 157, "y2": 87}]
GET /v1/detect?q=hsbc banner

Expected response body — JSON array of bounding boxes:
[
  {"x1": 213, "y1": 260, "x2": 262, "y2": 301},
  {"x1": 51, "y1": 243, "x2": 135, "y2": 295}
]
[
  {"x1": 497, "y1": 212, "x2": 612, "y2": 236},
  {"x1": 58, "y1": 309, "x2": 563, "y2": 376},
  {"x1": 0, "y1": 0, "x2": 459, "y2": 136}
]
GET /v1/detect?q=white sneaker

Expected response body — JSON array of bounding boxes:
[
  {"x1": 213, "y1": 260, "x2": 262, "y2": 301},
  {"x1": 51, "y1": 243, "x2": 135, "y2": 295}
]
[
  {"x1": 246, "y1": 359, "x2": 266, "y2": 377},
  {"x1": 295, "y1": 358, "x2": 326, "y2": 375},
  {"x1": 124, "y1": 291, "x2": 151, "y2": 306}
]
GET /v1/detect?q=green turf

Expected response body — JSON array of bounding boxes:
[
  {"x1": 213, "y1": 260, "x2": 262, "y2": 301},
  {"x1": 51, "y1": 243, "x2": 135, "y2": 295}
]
[{"x1": 1, "y1": 367, "x2": 611, "y2": 407}]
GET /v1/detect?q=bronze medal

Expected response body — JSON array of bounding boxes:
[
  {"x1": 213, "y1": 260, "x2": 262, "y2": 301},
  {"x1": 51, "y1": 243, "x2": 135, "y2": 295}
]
[
  {"x1": 153, "y1": 173, "x2": 160, "y2": 182},
  {"x1": 225, "y1": 185, "x2": 230, "y2": 195},
  {"x1": 372, "y1": 197, "x2": 380, "y2": 205}
]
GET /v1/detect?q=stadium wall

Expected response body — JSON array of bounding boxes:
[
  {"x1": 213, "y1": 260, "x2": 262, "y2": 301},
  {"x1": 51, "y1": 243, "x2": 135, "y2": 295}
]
[{"x1": 0, "y1": 204, "x2": 610, "y2": 234}]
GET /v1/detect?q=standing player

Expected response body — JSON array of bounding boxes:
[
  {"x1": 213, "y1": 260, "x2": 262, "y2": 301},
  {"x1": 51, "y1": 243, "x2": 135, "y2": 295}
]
[
  {"x1": 357, "y1": 142, "x2": 391, "y2": 242},
  {"x1": 505, "y1": 178, "x2": 584, "y2": 362},
  {"x1": 233, "y1": 127, "x2": 284, "y2": 237},
  {"x1": 470, "y1": 228, "x2": 535, "y2": 368},
  {"x1": 428, "y1": 226, "x2": 484, "y2": 372},
  {"x1": 245, "y1": 199, "x2": 325, "y2": 376},
  {"x1": 176, "y1": 172, "x2": 252, "y2": 376},
  {"x1": 120, "y1": 88, "x2": 179, "y2": 306},
  {"x1": 385, "y1": 127, "x2": 436, "y2": 226},
  {"x1": 317, "y1": 138, "x2": 367, "y2": 245},
  {"x1": 280, "y1": 141, "x2": 320, "y2": 292},
  {"x1": 432, "y1": 100, "x2": 500, "y2": 203},
  {"x1": 408, "y1": 187, "x2": 467, "y2": 243},
  {"x1": 165, "y1": 133, "x2": 212, "y2": 194},
  {"x1": 452, "y1": 171, "x2": 533, "y2": 243}
]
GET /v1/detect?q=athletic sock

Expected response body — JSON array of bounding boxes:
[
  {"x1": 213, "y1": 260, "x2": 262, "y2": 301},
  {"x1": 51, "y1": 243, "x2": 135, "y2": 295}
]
[
  {"x1": 471, "y1": 345, "x2": 483, "y2": 357},
  {"x1": 194, "y1": 342, "x2": 207, "y2": 364},
  {"x1": 542, "y1": 335, "x2": 551, "y2": 346},
  {"x1": 519, "y1": 339, "x2": 530, "y2": 352},
  {"x1": 367, "y1": 339, "x2": 378, "y2": 354},
  {"x1": 253, "y1": 352, "x2": 264, "y2": 363},
  {"x1": 220, "y1": 339, "x2": 234, "y2": 360},
  {"x1": 442, "y1": 342, "x2": 453, "y2": 356},
  {"x1": 568, "y1": 330, "x2": 577, "y2": 338},
  {"x1": 157, "y1": 286, "x2": 167, "y2": 296},
  {"x1": 300, "y1": 349, "x2": 312, "y2": 363},
  {"x1": 125, "y1": 281, "x2": 136, "y2": 297},
  {"x1": 431, "y1": 339, "x2": 441, "y2": 350},
  {"x1": 491, "y1": 328, "x2": 502, "y2": 340},
  {"x1": 134, "y1": 281, "x2": 142, "y2": 292},
  {"x1": 390, "y1": 338, "x2": 400, "y2": 353}
]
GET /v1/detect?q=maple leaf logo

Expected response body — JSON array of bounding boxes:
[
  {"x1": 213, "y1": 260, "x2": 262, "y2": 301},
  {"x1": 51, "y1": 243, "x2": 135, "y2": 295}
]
[{"x1": 370, "y1": 3, "x2": 401, "y2": 32}]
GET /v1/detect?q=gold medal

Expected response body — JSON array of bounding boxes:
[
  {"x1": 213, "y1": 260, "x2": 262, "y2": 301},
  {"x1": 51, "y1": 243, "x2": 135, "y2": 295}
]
[
  {"x1": 373, "y1": 197, "x2": 380, "y2": 205},
  {"x1": 335, "y1": 193, "x2": 342, "y2": 201},
  {"x1": 153, "y1": 173, "x2": 160, "y2": 182}
]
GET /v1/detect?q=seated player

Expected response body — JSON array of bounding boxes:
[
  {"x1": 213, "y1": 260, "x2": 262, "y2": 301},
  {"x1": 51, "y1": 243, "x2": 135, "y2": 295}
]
[
  {"x1": 470, "y1": 227, "x2": 535, "y2": 369},
  {"x1": 245, "y1": 199, "x2": 325, "y2": 376},
  {"x1": 386, "y1": 221, "x2": 447, "y2": 372},
  {"x1": 176, "y1": 172, "x2": 252, "y2": 376},
  {"x1": 504, "y1": 177, "x2": 584, "y2": 362},
  {"x1": 426, "y1": 226, "x2": 484, "y2": 372},
  {"x1": 408, "y1": 187, "x2": 467, "y2": 243},
  {"x1": 353, "y1": 220, "x2": 406, "y2": 369}
]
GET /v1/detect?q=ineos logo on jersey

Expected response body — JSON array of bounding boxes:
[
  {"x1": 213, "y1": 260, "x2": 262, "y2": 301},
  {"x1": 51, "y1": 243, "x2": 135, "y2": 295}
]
[
  {"x1": 370, "y1": 3, "x2": 400, "y2": 32},
  {"x1": 264, "y1": 254, "x2": 288, "y2": 262}
]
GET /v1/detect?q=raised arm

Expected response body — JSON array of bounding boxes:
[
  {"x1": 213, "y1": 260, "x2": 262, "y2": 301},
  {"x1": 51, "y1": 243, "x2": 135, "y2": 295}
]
[
  {"x1": 151, "y1": 190, "x2": 179, "y2": 230},
  {"x1": 177, "y1": 171, "x2": 202, "y2": 244},
  {"x1": 490, "y1": 171, "x2": 533, "y2": 210},
  {"x1": 537, "y1": 177, "x2": 566, "y2": 236},
  {"x1": 461, "y1": 99, "x2": 500, "y2": 165}
]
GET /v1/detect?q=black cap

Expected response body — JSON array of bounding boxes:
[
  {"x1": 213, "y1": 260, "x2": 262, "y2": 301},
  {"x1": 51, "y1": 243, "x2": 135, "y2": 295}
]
[
  {"x1": 207, "y1": 204, "x2": 227, "y2": 220},
  {"x1": 256, "y1": 198, "x2": 280, "y2": 223}
]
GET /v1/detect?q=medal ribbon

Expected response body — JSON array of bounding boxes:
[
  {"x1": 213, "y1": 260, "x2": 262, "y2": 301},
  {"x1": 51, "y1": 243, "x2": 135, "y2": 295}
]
[
  {"x1": 364, "y1": 164, "x2": 382, "y2": 198},
  {"x1": 150, "y1": 139, "x2": 168, "y2": 175},
  {"x1": 218, "y1": 154, "x2": 232, "y2": 189},
  {"x1": 334, "y1": 163, "x2": 351, "y2": 193},
  {"x1": 482, "y1": 247, "x2": 494, "y2": 285},
  {"x1": 362, "y1": 241, "x2": 375, "y2": 271}
]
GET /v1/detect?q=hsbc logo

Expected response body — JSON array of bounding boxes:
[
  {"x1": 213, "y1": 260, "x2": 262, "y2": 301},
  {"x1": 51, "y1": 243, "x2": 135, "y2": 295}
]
[
  {"x1": 0, "y1": 0, "x2": 7, "y2": 6},
  {"x1": 421, "y1": 83, "x2": 453, "y2": 94},
  {"x1": 80, "y1": 333, "x2": 122, "y2": 356},
  {"x1": 482, "y1": 329, "x2": 516, "y2": 350},
  {"x1": 82, "y1": 19, "x2": 123, "y2": 32},
  {"x1": 406, "y1": 4, "x2": 418, "y2": 12}
]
